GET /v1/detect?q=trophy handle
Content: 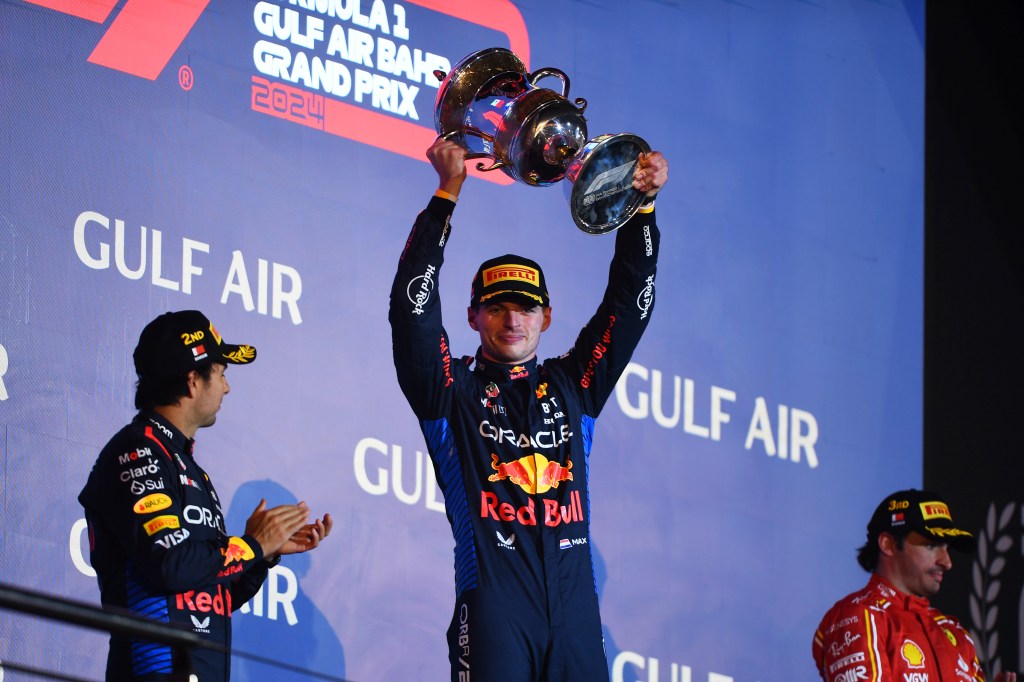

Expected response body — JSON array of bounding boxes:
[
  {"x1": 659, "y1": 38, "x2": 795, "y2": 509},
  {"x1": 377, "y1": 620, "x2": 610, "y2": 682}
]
[
  {"x1": 474, "y1": 160, "x2": 508, "y2": 173},
  {"x1": 439, "y1": 129, "x2": 495, "y2": 161},
  {"x1": 527, "y1": 68, "x2": 588, "y2": 114},
  {"x1": 438, "y1": 128, "x2": 505, "y2": 171},
  {"x1": 528, "y1": 67, "x2": 571, "y2": 97}
]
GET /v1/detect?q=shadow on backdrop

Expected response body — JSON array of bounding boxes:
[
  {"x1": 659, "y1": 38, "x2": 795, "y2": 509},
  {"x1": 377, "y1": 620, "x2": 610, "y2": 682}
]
[{"x1": 225, "y1": 479, "x2": 346, "y2": 681}]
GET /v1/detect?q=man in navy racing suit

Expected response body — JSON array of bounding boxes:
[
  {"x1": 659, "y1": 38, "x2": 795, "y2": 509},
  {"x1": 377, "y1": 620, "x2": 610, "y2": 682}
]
[
  {"x1": 79, "y1": 310, "x2": 332, "y2": 681},
  {"x1": 390, "y1": 137, "x2": 668, "y2": 681}
]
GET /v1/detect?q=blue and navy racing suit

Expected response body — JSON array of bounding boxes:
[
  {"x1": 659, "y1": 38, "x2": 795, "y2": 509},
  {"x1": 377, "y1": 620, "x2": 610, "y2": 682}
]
[
  {"x1": 389, "y1": 195, "x2": 659, "y2": 682},
  {"x1": 79, "y1": 410, "x2": 274, "y2": 681}
]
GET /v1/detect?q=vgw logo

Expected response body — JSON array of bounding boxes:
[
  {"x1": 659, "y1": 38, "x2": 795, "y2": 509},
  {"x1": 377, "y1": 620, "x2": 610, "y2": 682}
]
[{"x1": 25, "y1": 0, "x2": 210, "y2": 80}]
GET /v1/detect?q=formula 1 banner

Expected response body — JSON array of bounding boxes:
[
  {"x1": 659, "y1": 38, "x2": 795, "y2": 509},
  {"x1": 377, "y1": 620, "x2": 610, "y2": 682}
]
[{"x1": 0, "y1": 1, "x2": 924, "y2": 680}]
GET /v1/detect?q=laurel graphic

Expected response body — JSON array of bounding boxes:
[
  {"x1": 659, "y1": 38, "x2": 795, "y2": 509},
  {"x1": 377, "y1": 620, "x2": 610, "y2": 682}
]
[
  {"x1": 968, "y1": 501, "x2": 1016, "y2": 676},
  {"x1": 223, "y1": 345, "x2": 256, "y2": 363}
]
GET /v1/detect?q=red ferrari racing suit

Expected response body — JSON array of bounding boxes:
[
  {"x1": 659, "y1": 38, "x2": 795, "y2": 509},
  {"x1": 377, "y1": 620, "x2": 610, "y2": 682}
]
[
  {"x1": 79, "y1": 410, "x2": 274, "y2": 681},
  {"x1": 389, "y1": 195, "x2": 659, "y2": 682},
  {"x1": 813, "y1": 574, "x2": 985, "y2": 682}
]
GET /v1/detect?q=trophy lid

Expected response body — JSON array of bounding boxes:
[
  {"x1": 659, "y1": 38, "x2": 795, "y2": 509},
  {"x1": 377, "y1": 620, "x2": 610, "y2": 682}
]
[{"x1": 565, "y1": 133, "x2": 651, "y2": 234}]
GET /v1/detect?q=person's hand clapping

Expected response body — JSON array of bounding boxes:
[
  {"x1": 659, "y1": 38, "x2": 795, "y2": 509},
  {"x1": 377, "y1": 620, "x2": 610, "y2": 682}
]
[
  {"x1": 244, "y1": 499, "x2": 311, "y2": 558},
  {"x1": 276, "y1": 512, "x2": 334, "y2": 556}
]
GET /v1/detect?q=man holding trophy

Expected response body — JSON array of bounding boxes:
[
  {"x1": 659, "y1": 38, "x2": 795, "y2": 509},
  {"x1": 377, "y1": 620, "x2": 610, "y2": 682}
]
[{"x1": 390, "y1": 120, "x2": 667, "y2": 680}]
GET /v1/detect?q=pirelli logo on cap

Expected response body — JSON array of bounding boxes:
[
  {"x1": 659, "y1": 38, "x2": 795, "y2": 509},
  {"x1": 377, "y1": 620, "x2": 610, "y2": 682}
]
[
  {"x1": 484, "y1": 265, "x2": 540, "y2": 286},
  {"x1": 920, "y1": 501, "x2": 952, "y2": 521}
]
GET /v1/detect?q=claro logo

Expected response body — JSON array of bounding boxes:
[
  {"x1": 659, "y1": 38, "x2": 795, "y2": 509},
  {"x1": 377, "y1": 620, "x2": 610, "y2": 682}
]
[{"x1": 25, "y1": 0, "x2": 210, "y2": 80}]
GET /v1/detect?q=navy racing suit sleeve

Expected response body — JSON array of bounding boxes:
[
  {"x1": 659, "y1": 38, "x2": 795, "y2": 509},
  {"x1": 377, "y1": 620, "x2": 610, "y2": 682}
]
[
  {"x1": 389, "y1": 195, "x2": 457, "y2": 420},
  {"x1": 228, "y1": 560, "x2": 272, "y2": 611},
  {"x1": 551, "y1": 207, "x2": 660, "y2": 417},
  {"x1": 80, "y1": 422, "x2": 268, "y2": 596}
]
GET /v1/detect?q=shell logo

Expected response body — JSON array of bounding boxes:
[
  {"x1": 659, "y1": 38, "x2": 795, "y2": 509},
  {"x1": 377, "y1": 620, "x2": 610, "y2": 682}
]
[{"x1": 900, "y1": 639, "x2": 926, "y2": 668}]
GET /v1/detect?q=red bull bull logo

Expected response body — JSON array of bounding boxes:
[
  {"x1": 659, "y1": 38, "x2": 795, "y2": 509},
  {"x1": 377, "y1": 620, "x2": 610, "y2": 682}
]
[
  {"x1": 488, "y1": 453, "x2": 572, "y2": 494},
  {"x1": 222, "y1": 536, "x2": 256, "y2": 565}
]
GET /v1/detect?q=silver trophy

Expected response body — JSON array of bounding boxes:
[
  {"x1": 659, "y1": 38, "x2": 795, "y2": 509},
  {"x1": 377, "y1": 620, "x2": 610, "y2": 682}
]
[{"x1": 433, "y1": 48, "x2": 650, "y2": 234}]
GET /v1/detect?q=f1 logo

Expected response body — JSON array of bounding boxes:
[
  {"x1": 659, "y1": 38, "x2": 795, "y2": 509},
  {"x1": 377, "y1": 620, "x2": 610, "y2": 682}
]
[
  {"x1": 25, "y1": 0, "x2": 210, "y2": 80},
  {"x1": 583, "y1": 161, "x2": 635, "y2": 196}
]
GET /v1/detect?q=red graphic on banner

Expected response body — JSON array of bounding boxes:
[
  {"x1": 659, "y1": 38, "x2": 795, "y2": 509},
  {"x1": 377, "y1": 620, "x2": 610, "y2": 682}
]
[
  {"x1": 33, "y1": 0, "x2": 530, "y2": 181},
  {"x1": 252, "y1": 77, "x2": 325, "y2": 130},
  {"x1": 26, "y1": 0, "x2": 209, "y2": 80},
  {"x1": 88, "y1": 0, "x2": 209, "y2": 80},
  {"x1": 24, "y1": 0, "x2": 117, "y2": 23}
]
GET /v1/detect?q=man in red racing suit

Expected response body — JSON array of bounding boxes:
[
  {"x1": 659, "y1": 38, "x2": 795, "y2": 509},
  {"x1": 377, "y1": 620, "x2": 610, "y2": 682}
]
[
  {"x1": 815, "y1": 573, "x2": 984, "y2": 682},
  {"x1": 389, "y1": 138, "x2": 668, "y2": 681},
  {"x1": 813, "y1": 489, "x2": 1018, "y2": 682}
]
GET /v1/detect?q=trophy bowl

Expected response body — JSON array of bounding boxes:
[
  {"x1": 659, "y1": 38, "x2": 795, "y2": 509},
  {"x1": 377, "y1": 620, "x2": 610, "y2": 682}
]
[
  {"x1": 490, "y1": 87, "x2": 589, "y2": 185},
  {"x1": 433, "y1": 47, "x2": 589, "y2": 186},
  {"x1": 564, "y1": 133, "x2": 652, "y2": 235},
  {"x1": 434, "y1": 49, "x2": 651, "y2": 233},
  {"x1": 433, "y1": 47, "x2": 528, "y2": 141}
]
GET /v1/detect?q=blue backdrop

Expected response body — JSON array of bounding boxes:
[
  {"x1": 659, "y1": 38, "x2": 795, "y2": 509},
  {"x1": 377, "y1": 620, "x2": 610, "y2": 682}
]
[{"x1": 1, "y1": 0, "x2": 924, "y2": 679}]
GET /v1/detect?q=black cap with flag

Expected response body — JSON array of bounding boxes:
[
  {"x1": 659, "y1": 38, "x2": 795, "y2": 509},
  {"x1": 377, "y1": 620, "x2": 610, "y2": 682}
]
[
  {"x1": 133, "y1": 310, "x2": 257, "y2": 378},
  {"x1": 866, "y1": 489, "x2": 976, "y2": 552}
]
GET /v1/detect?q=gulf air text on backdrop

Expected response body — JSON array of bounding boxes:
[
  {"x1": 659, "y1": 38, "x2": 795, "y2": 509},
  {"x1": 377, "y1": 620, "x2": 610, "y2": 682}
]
[
  {"x1": 613, "y1": 654, "x2": 737, "y2": 682},
  {"x1": 73, "y1": 210, "x2": 303, "y2": 325},
  {"x1": 615, "y1": 362, "x2": 819, "y2": 468},
  {"x1": 353, "y1": 376, "x2": 820, "y2": 515}
]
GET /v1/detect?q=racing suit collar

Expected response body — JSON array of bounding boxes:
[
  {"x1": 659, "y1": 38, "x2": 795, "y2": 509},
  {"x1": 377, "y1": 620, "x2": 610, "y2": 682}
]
[
  {"x1": 136, "y1": 410, "x2": 194, "y2": 456},
  {"x1": 869, "y1": 573, "x2": 932, "y2": 613},
  {"x1": 473, "y1": 351, "x2": 539, "y2": 385}
]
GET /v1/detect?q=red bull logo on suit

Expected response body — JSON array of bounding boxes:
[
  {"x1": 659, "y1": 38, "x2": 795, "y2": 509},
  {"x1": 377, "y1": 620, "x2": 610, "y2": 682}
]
[
  {"x1": 481, "y1": 490, "x2": 584, "y2": 528},
  {"x1": 487, "y1": 452, "x2": 573, "y2": 494}
]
